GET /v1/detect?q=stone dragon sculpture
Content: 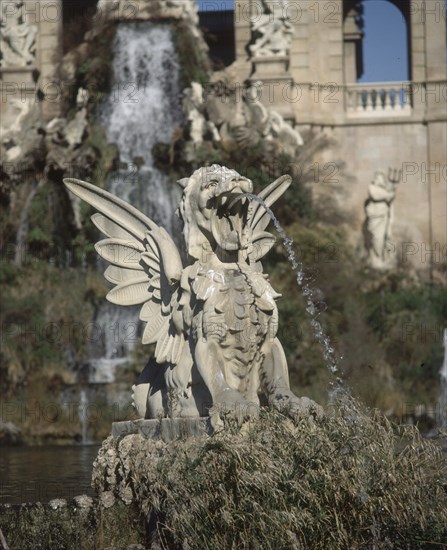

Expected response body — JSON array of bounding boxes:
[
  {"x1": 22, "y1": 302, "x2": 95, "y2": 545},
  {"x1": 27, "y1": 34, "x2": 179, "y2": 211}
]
[{"x1": 64, "y1": 165, "x2": 322, "y2": 424}]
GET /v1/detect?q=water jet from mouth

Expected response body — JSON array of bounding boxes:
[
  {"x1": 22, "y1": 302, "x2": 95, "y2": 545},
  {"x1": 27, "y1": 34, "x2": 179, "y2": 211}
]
[{"x1": 231, "y1": 192, "x2": 344, "y2": 400}]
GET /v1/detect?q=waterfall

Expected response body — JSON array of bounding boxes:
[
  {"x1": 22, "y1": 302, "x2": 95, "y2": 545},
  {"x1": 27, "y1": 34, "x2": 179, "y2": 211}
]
[
  {"x1": 100, "y1": 22, "x2": 182, "y2": 233},
  {"x1": 86, "y1": 22, "x2": 183, "y2": 388},
  {"x1": 78, "y1": 389, "x2": 89, "y2": 444},
  {"x1": 14, "y1": 181, "x2": 43, "y2": 267},
  {"x1": 87, "y1": 304, "x2": 138, "y2": 384}
]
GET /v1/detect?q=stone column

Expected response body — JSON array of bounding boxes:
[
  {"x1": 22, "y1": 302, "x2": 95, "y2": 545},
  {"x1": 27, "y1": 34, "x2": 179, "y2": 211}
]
[
  {"x1": 419, "y1": 0, "x2": 447, "y2": 254},
  {"x1": 234, "y1": 0, "x2": 254, "y2": 83}
]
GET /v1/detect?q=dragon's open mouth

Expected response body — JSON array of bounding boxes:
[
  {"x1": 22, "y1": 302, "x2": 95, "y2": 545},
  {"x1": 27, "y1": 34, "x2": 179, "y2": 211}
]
[{"x1": 211, "y1": 192, "x2": 249, "y2": 251}]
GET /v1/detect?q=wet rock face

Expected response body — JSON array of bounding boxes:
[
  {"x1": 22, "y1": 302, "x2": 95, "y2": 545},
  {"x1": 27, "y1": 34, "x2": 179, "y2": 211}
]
[
  {"x1": 92, "y1": 419, "x2": 214, "y2": 508},
  {"x1": 92, "y1": 434, "x2": 167, "y2": 509}
]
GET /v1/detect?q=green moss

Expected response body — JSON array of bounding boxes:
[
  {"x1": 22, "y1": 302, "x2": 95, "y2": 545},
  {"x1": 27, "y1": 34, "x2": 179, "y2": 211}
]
[
  {"x1": 86, "y1": 125, "x2": 119, "y2": 186},
  {"x1": 0, "y1": 261, "x2": 103, "y2": 387},
  {"x1": 76, "y1": 24, "x2": 116, "y2": 106},
  {"x1": 173, "y1": 21, "x2": 210, "y2": 88},
  {"x1": 363, "y1": 283, "x2": 447, "y2": 403}
]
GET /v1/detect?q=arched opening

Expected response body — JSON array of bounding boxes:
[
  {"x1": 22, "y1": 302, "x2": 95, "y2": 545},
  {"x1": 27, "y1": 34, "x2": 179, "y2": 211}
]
[
  {"x1": 357, "y1": 0, "x2": 411, "y2": 83},
  {"x1": 343, "y1": 0, "x2": 413, "y2": 113},
  {"x1": 198, "y1": 0, "x2": 235, "y2": 69}
]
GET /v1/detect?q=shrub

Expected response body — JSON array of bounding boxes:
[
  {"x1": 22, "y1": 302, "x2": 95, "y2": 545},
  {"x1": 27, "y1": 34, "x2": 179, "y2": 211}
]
[
  {"x1": 95, "y1": 396, "x2": 447, "y2": 549},
  {"x1": 173, "y1": 21, "x2": 210, "y2": 88}
]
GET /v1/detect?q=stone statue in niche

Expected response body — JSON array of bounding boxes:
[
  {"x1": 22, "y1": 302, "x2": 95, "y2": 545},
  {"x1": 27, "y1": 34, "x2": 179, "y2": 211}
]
[
  {"x1": 64, "y1": 166, "x2": 322, "y2": 425},
  {"x1": 249, "y1": 0, "x2": 294, "y2": 57},
  {"x1": 363, "y1": 169, "x2": 401, "y2": 270},
  {"x1": 0, "y1": 1, "x2": 37, "y2": 67}
]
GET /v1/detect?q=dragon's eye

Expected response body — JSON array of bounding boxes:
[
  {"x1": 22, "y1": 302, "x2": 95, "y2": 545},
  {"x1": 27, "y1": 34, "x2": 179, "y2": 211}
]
[{"x1": 206, "y1": 180, "x2": 218, "y2": 189}]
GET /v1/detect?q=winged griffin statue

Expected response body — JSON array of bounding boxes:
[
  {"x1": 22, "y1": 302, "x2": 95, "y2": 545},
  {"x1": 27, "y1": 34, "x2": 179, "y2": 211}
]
[{"x1": 64, "y1": 165, "x2": 322, "y2": 425}]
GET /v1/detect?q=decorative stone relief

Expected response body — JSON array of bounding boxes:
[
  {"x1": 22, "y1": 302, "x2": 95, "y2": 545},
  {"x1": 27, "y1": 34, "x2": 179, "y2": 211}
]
[
  {"x1": 96, "y1": 0, "x2": 198, "y2": 25},
  {"x1": 0, "y1": 1, "x2": 37, "y2": 67},
  {"x1": 249, "y1": 0, "x2": 294, "y2": 58},
  {"x1": 183, "y1": 78, "x2": 303, "y2": 157},
  {"x1": 0, "y1": 96, "x2": 41, "y2": 163},
  {"x1": 64, "y1": 166, "x2": 322, "y2": 426}
]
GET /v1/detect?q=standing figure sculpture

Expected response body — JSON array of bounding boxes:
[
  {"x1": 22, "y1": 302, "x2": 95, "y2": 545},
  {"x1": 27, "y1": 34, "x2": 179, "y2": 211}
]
[
  {"x1": 363, "y1": 169, "x2": 400, "y2": 270},
  {"x1": 64, "y1": 165, "x2": 322, "y2": 425}
]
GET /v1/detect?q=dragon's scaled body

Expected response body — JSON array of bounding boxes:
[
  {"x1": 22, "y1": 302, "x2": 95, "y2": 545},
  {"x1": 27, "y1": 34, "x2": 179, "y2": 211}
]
[{"x1": 64, "y1": 165, "x2": 321, "y2": 424}]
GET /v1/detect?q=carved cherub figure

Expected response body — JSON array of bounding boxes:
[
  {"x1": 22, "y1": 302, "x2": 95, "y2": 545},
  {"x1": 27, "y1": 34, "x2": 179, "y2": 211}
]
[{"x1": 64, "y1": 166, "x2": 322, "y2": 424}]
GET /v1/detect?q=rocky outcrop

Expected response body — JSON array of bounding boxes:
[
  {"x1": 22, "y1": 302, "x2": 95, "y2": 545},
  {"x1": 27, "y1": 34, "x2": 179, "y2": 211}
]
[{"x1": 92, "y1": 435, "x2": 165, "y2": 509}]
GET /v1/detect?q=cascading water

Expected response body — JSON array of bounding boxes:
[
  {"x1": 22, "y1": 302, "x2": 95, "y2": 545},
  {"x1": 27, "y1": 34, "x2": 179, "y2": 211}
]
[
  {"x1": 85, "y1": 22, "x2": 182, "y2": 391},
  {"x1": 101, "y1": 23, "x2": 182, "y2": 234},
  {"x1": 87, "y1": 304, "x2": 137, "y2": 384},
  {"x1": 78, "y1": 389, "x2": 89, "y2": 444},
  {"x1": 14, "y1": 181, "x2": 43, "y2": 267}
]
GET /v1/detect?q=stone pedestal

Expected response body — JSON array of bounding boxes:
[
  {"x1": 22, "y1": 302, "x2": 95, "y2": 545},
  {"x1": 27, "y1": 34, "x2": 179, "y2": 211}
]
[
  {"x1": 251, "y1": 55, "x2": 290, "y2": 79},
  {"x1": 112, "y1": 417, "x2": 213, "y2": 442},
  {"x1": 250, "y1": 55, "x2": 295, "y2": 122}
]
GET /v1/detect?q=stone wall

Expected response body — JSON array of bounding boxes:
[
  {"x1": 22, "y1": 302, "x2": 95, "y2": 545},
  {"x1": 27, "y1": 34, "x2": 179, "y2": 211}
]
[
  {"x1": 233, "y1": 0, "x2": 447, "y2": 272},
  {"x1": 0, "y1": 0, "x2": 63, "y2": 122}
]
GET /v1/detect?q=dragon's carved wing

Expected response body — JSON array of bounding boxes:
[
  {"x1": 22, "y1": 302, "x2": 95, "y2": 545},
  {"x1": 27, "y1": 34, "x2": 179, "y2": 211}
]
[
  {"x1": 247, "y1": 174, "x2": 292, "y2": 262},
  {"x1": 63, "y1": 178, "x2": 188, "y2": 367}
]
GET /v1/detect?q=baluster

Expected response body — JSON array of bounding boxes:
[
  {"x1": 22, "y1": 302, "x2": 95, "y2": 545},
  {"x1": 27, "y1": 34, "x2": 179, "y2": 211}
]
[
  {"x1": 346, "y1": 88, "x2": 353, "y2": 111},
  {"x1": 356, "y1": 89, "x2": 364, "y2": 112},
  {"x1": 384, "y1": 88, "x2": 392, "y2": 111},
  {"x1": 401, "y1": 86, "x2": 406, "y2": 109},
  {"x1": 366, "y1": 89, "x2": 374, "y2": 111},
  {"x1": 401, "y1": 85, "x2": 411, "y2": 111},
  {"x1": 365, "y1": 89, "x2": 373, "y2": 111}
]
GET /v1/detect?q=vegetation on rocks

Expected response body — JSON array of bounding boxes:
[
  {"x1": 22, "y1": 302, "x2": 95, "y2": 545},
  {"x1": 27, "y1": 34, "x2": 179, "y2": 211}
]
[
  {"x1": 173, "y1": 20, "x2": 210, "y2": 88},
  {"x1": 93, "y1": 396, "x2": 447, "y2": 549}
]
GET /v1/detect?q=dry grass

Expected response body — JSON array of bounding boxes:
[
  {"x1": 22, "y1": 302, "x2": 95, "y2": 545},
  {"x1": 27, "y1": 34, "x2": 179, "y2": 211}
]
[{"x1": 98, "y1": 395, "x2": 447, "y2": 549}]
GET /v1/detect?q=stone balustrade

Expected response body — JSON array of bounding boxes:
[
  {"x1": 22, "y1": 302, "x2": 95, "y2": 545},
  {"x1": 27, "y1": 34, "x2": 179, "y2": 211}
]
[{"x1": 345, "y1": 81, "x2": 413, "y2": 117}]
